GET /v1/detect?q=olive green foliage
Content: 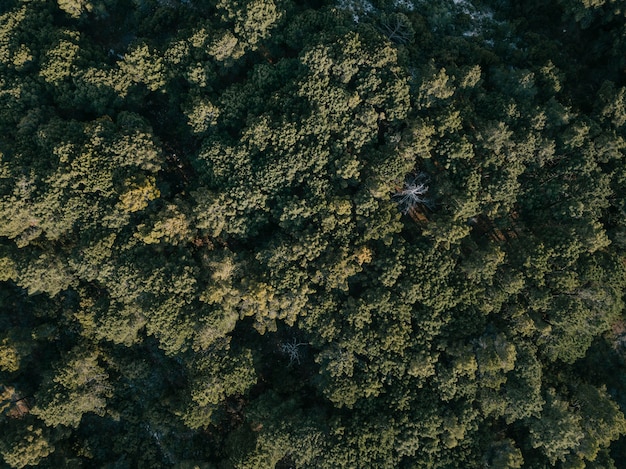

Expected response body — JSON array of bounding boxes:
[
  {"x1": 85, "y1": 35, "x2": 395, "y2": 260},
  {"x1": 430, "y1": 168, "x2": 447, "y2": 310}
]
[{"x1": 1, "y1": 0, "x2": 626, "y2": 466}]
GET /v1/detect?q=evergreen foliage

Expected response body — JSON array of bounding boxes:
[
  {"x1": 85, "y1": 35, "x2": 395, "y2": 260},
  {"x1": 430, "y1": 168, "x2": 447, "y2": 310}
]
[{"x1": 1, "y1": 0, "x2": 626, "y2": 466}]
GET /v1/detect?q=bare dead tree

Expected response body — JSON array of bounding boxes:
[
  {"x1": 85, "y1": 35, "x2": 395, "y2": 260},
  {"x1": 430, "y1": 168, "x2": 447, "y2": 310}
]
[
  {"x1": 279, "y1": 338, "x2": 307, "y2": 366},
  {"x1": 380, "y1": 14, "x2": 414, "y2": 44},
  {"x1": 393, "y1": 173, "x2": 433, "y2": 214}
]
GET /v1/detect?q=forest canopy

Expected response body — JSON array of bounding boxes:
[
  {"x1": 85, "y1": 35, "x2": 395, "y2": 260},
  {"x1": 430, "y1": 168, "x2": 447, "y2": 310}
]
[{"x1": 1, "y1": 0, "x2": 626, "y2": 467}]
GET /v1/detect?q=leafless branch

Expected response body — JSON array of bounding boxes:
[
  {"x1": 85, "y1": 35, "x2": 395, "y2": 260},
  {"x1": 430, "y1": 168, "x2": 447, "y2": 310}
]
[
  {"x1": 279, "y1": 337, "x2": 307, "y2": 366},
  {"x1": 393, "y1": 173, "x2": 433, "y2": 214}
]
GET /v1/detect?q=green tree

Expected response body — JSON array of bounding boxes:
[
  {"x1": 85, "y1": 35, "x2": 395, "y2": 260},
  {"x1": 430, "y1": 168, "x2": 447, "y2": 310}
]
[
  {"x1": 0, "y1": 423, "x2": 55, "y2": 469},
  {"x1": 32, "y1": 347, "x2": 112, "y2": 428}
]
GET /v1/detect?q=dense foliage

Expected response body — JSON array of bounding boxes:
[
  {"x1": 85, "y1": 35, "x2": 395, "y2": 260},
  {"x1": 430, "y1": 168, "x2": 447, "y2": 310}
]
[{"x1": 1, "y1": 0, "x2": 626, "y2": 467}]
